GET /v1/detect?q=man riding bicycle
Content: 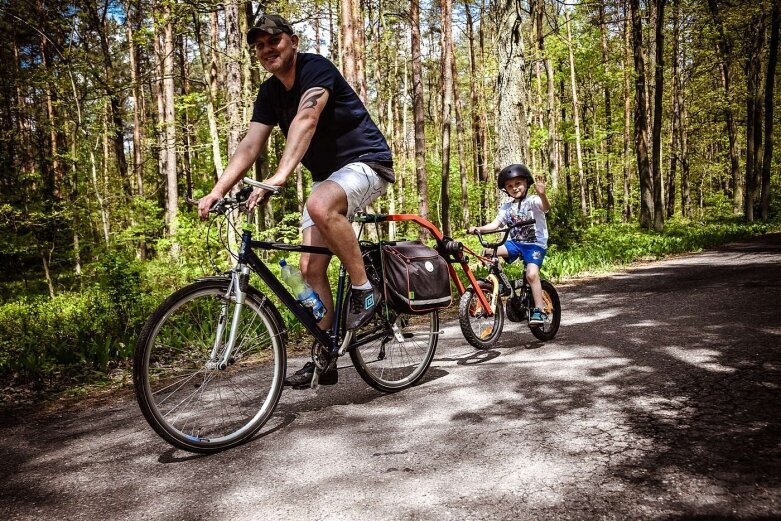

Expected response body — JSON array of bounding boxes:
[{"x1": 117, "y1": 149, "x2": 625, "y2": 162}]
[{"x1": 197, "y1": 15, "x2": 394, "y2": 388}]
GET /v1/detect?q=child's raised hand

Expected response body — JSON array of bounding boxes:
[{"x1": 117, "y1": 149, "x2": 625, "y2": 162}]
[{"x1": 534, "y1": 175, "x2": 546, "y2": 195}]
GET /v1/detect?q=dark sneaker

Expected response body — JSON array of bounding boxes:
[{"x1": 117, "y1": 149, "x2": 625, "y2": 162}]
[
  {"x1": 345, "y1": 285, "x2": 382, "y2": 330},
  {"x1": 529, "y1": 307, "x2": 547, "y2": 326},
  {"x1": 283, "y1": 361, "x2": 338, "y2": 389}
]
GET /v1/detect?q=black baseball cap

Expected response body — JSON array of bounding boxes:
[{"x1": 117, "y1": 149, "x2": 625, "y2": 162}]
[{"x1": 247, "y1": 15, "x2": 294, "y2": 45}]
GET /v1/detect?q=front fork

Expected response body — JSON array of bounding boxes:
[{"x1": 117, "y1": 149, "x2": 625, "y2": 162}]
[
  {"x1": 208, "y1": 264, "x2": 250, "y2": 370},
  {"x1": 484, "y1": 266, "x2": 513, "y2": 314}
]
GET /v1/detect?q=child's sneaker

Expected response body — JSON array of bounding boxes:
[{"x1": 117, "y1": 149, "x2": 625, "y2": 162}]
[{"x1": 529, "y1": 307, "x2": 547, "y2": 326}]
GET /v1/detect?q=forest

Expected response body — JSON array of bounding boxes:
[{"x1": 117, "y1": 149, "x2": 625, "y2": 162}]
[{"x1": 0, "y1": 0, "x2": 779, "y2": 391}]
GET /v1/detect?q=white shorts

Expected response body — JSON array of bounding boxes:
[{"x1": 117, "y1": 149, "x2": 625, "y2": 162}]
[{"x1": 301, "y1": 162, "x2": 389, "y2": 229}]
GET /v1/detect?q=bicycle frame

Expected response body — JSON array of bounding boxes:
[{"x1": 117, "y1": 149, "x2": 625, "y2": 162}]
[
  {"x1": 215, "y1": 209, "x2": 498, "y2": 371},
  {"x1": 233, "y1": 230, "x2": 339, "y2": 356}
]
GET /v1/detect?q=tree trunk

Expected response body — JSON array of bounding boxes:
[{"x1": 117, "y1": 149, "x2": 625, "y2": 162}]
[
  {"x1": 126, "y1": 0, "x2": 147, "y2": 260},
  {"x1": 744, "y1": 10, "x2": 767, "y2": 222},
  {"x1": 126, "y1": 1, "x2": 144, "y2": 198},
  {"x1": 599, "y1": 1, "x2": 614, "y2": 221},
  {"x1": 465, "y1": 4, "x2": 486, "y2": 219},
  {"x1": 561, "y1": 77, "x2": 573, "y2": 212},
  {"x1": 41, "y1": 247, "x2": 55, "y2": 298},
  {"x1": 439, "y1": 0, "x2": 453, "y2": 237},
  {"x1": 668, "y1": 0, "x2": 681, "y2": 219},
  {"x1": 680, "y1": 103, "x2": 691, "y2": 218},
  {"x1": 761, "y1": 1, "x2": 779, "y2": 220},
  {"x1": 70, "y1": 130, "x2": 82, "y2": 277},
  {"x1": 353, "y1": 0, "x2": 367, "y2": 102},
  {"x1": 707, "y1": 0, "x2": 742, "y2": 211},
  {"x1": 536, "y1": 0, "x2": 558, "y2": 189},
  {"x1": 479, "y1": 0, "x2": 491, "y2": 219},
  {"x1": 565, "y1": 10, "x2": 587, "y2": 215},
  {"x1": 623, "y1": 0, "x2": 633, "y2": 221},
  {"x1": 225, "y1": 1, "x2": 242, "y2": 158},
  {"x1": 340, "y1": 0, "x2": 357, "y2": 89},
  {"x1": 496, "y1": 0, "x2": 529, "y2": 171},
  {"x1": 39, "y1": 22, "x2": 63, "y2": 201},
  {"x1": 630, "y1": 0, "x2": 654, "y2": 229},
  {"x1": 452, "y1": 42, "x2": 469, "y2": 231},
  {"x1": 178, "y1": 33, "x2": 193, "y2": 203},
  {"x1": 163, "y1": 2, "x2": 178, "y2": 239},
  {"x1": 411, "y1": 0, "x2": 429, "y2": 236},
  {"x1": 193, "y1": 9, "x2": 225, "y2": 180},
  {"x1": 211, "y1": 10, "x2": 223, "y2": 93},
  {"x1": 651, "y1": 0, "x2": 665, "y2": 231}
]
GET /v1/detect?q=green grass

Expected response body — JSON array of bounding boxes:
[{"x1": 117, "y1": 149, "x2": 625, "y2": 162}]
[{"x1": 541, "y1": 217, "x2": 780, "y2": 281}]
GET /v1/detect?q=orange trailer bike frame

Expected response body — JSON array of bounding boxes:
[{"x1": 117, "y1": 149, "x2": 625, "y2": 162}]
[{"x1": 367, "y1": 213, "x2": 495, "y2": 316}]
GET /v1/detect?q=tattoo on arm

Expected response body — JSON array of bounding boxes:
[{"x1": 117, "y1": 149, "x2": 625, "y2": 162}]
[{"x1": 299, "y1": 88, "x2": 326, "y2": 111}]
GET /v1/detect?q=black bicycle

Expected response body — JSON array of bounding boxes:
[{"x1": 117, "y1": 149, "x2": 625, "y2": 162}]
[
  {"x1": 458, "y1": 221, "x2": 561, "y2": 349},
  {"x1": 133, "y1": 179, "x2": 439, "y2": 453}
]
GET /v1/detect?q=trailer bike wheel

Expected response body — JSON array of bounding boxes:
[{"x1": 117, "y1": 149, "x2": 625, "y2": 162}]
[{"x1": 458, "y1": 280, "x2": 505, "y2": 349}]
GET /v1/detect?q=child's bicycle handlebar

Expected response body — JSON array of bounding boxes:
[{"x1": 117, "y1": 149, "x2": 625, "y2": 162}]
[{"x1": 471, "y1": 219, "x2": 536, "y2": 250}]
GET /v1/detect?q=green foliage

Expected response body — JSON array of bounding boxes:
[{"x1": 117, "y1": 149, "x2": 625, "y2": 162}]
[
  {"x1": 114, "y1": 198, "x2": 165, "y2": 249},
  {"x1": 95, "y1": 251, "x2": 144, "y2": 334},
  {"x1": 542, "y1": 218, "x2": 778, "y2": 281},
  {"x1": 546, "y1": 190, "x2": 589, "y2": 248},
  {"x1": 0, "y1": 290, "x2": 129, "y2": 382}
]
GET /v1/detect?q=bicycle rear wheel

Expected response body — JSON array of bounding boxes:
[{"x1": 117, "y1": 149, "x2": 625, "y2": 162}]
[
  {"x1": 459, "y1": 280, "x2": 504, "y2": 349},
  {"x1": 347, "y1": 305, "x2": 439, "y2": 393},
  {"x1": 133, "y1": 279, "x2": 286, "y2": 453},
  {"x1": 530, "y1": 280, "x2": 561, "y2": 341}
]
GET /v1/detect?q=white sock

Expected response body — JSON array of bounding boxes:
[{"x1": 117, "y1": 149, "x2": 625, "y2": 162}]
[{"x1": 352, "y1": 280, "x2": 372, "y2": 290}]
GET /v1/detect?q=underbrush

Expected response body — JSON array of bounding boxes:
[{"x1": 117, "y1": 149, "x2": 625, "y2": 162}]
[{"x1": 540, "y1": 217, "x2": 778, "y2": 281}]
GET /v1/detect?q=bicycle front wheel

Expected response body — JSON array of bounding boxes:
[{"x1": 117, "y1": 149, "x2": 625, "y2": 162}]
[
  {"x1": 133, "y1": 279, "x2": 286, "y2": 453},
  {"x1": 348, "y1": 306, "x2": 439, "y2": 393},
  {"x1": 459, "y1": 280, "x2": 505, "y2": 349}
]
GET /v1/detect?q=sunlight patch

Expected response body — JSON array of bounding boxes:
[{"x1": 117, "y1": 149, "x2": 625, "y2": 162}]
[
  {"x1": 565, "y1": 307, "x2": 621, "y2": 325},
  {"x1": 662, "y1": 346, "x2": 736, "y2": 373}
]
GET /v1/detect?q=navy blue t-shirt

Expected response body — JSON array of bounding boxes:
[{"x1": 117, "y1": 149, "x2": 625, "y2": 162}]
[{"x1": 251, "y1": 53, "x2": 393, "y2": 182}]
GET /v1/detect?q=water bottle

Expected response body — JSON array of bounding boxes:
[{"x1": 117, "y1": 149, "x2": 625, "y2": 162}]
[{"x1": 279, "y1": 259, "x2": 326, "y2": 322}]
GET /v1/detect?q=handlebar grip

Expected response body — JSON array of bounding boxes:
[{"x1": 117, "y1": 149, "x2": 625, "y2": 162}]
[{"x1": 352, "y1": 213, "x2": 388, "y2": 223}]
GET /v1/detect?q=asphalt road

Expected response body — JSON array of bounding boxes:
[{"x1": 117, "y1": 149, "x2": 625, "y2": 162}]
[{"x1": 2, "y1": 234, "x2": 780, "y2": 520}]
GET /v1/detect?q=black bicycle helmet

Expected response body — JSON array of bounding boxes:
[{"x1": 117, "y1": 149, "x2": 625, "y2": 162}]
[{"x1": 497, "y1": 163, "x2": 533, "y2": 191}]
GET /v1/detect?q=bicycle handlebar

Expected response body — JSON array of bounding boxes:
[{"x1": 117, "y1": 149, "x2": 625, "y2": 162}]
[
  {"x1": 242, "y1": 177, "x2": 282, "y2": 193},
  {"x1": 187, "y1": 178, "x2": 283, "y2": 215},
  {"x1": 472, "y1": 219, "x2": 536, "y2": 249}
]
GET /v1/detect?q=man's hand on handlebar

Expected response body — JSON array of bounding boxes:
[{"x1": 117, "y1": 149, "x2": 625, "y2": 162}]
[
  {"x1": 467, "y1": 226, "x2": 479, "y2": 235},
  {"x1": 246, "y1": 186, "x2": 272, "y2": 211},
  {"x1": 198, "y1": 192, "x2": 222, "y2": 220},
  {"x1": 244, "y1": 175, "x2": 285, "y2": 211},
  {"x1": 197, "y1": 177, "x2": 283, "y2": 220}
]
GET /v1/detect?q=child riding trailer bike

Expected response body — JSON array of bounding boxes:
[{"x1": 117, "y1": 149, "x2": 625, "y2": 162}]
[{"x1": 460, "y1": 163, "x2": 560, "y2": 348}]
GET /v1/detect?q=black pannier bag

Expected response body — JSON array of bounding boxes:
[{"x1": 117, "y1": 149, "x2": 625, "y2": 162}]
[{"x1": 381, "y1": 240, "x2": 452, "y2": 314}]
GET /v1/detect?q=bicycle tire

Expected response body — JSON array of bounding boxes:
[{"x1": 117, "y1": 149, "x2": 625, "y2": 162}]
[
  {"x1": 133, "y1": 279, "x2": 286, "y2": 453},
  {"x1": 458, "y1": 280, "x2": 505, "y2": 349},
  {"x1": 347, "y1": 304, "x2": 439, "y2": 393},
  {"x1": 530, "y1": 279, "x2": 561, "y2": 341}
]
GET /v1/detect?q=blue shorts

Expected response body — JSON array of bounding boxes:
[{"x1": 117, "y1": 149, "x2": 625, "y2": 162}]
[{"x1": 504, "y1": 241, "x2": 546, "y2": 267}]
